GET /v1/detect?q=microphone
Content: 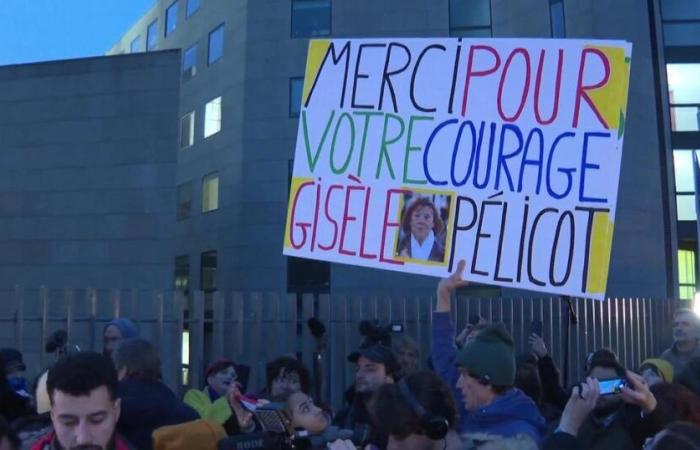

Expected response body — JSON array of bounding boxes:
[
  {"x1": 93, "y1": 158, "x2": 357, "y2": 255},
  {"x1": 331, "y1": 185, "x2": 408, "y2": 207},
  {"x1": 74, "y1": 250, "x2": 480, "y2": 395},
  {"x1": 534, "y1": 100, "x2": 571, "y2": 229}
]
[{"x1": 217, "y1": 431, "x2": 286, "y2": 450}]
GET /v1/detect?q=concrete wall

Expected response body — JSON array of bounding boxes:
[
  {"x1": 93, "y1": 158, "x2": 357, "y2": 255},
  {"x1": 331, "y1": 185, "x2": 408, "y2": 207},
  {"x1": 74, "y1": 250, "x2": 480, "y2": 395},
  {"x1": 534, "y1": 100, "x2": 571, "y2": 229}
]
[{"x1": 0, "y1": 51, "x2": 181, "y2": 290}]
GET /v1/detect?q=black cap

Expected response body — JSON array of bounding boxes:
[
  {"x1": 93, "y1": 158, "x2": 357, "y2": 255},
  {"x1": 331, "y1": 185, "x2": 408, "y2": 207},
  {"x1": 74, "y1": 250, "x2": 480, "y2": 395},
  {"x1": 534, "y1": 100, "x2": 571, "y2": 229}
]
[
  {"x1": 0, "y1": 348, "x2": 26, "y2": 372},
  {"x1": 348, "y1": 344, "x2": 400, "y2": 376}
]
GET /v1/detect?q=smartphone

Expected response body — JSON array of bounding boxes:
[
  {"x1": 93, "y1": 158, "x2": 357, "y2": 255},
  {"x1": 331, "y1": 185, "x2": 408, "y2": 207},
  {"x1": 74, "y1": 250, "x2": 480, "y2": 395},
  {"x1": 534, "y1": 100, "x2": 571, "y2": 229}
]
[
  {"x1": 390, "y1": 323, "x2": 404, "y2": 333},
  {"x1": 598, "y1": 378, "x2": 627, "y2": 396},
  {"x1": 530, "y1": 320, "x2": 543, "y2": 337}
]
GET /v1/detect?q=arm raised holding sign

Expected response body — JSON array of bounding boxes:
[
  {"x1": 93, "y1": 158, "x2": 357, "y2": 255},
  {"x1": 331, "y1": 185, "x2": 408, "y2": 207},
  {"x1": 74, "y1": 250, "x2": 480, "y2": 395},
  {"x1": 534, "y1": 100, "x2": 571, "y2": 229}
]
[{"x1": 431, "y1": 260, "x2": 470, "y2": 432}]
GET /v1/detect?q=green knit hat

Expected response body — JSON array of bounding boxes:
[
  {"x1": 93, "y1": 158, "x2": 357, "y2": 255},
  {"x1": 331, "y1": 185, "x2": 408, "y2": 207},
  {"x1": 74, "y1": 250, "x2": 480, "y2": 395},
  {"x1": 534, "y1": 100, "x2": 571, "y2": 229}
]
[{"x1": 456, "y1": 324, "x2": 516, "y2": 386}]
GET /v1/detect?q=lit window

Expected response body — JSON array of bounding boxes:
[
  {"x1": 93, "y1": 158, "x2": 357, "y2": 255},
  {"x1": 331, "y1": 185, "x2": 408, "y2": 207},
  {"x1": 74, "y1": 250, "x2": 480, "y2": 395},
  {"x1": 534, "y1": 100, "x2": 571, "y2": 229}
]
[
  {"x1": 550, "y1": 0, "x2": 566, "y2": 38},
  {"x1": 204, "y1": 97, "x2": 222, "y2": 138},
  {"x1": 147, "y1": 19, "x2": 159, "y2": 51},
  {"x1": 166, "y1": 1, "x2": 179, "y2": 37},
  {"x1": 292, "y1": 0, "x2": 331, "y2": 38},
  {"x1": 130, "y1": 36, "x2": 141, "y2": 53},
  {"x1": 180, "y1": 111, "x2": 195, "y2": 148},
  {"x1": 208, "y1": 24, "x2": 225, "y2": 65},
  {"x1": 174, "y1": 255, "x2": 190, "y2": 290},
  {"x1": 290, "y1": 77, "x2": 304, "y2": 117},
  {"x1": 202, "y1": 173, "x2": 219, "y2": 213},
  {"x1": 449, "y1": 0, "x2": 492, "y2": 37},
  {"x1": 674, "y1": 150, "x2": 700, "y2": 221},
  {"x1": 177, "y1": 182, "x2": 192, "y2": 220},
  {"x1": 183, "y1": 44, "x2": 198, "y2": 79},
  {"x1": 679, "y1": 249, "x2": 696, "y2": 300},
  {"x1": 667, "y1": 64, "x2": 700, "y2": 131},
  {"x1": 186, "y1": 0, "x2": 201, "y2": 18}
]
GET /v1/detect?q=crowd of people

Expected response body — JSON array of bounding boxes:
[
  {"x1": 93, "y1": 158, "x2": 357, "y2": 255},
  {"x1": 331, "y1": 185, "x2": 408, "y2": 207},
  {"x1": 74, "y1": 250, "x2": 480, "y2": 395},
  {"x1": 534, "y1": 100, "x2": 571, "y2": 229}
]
[{"x1": 1, "y1": 262, "x2": 700, "y2": 450}]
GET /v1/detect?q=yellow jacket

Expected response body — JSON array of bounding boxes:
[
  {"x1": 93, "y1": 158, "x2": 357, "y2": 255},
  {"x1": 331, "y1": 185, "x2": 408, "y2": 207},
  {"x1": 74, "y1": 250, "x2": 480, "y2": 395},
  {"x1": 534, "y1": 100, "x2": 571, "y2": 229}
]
[{"x1": 183, "y1": 388, "x2": 232, "y2": 424}]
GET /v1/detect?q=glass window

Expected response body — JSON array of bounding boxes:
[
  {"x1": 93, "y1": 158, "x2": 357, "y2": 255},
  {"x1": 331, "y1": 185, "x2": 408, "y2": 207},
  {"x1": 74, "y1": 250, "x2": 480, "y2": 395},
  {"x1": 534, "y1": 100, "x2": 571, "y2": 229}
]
[
  {"x1": 671, "y1": 106, "x2": 700, "y2": 131},
  {"x1": 177, "y1": 182, "x2": 192, "y2": 220},
  {"x1": 449, "y1": 0, "x2": 492, "y2": 37},
  {"x1": 677, "y1": 194, "x2": 696, "y2": 221},
  {"x1": 130, "y1": 35, "x2": 141, "y2": 53},
  {"x1": 200, "y1": 251, "x2": 217, "y2": 292},
  {"x1": 661, "y1": 0, "x2": 700, "y2": 21},
  {"x1": 204, "y1": 96, "x2": 222, "y2": 138},
  {"x1": 667, "y1": 64, "x2": 700, "y2": 105},
  {"x1": 208, "y1": 24, "x2": 225, "y2": 65},
  {"x1": 663, "y1": 23, "x2": 700, "y2": 47},
  {"x1": 174, "y1": 255, "x2": 190, "y2": 291},
  {"x1": 550, "y1": 1, "x2": 566, "y2": 38},
  {"x1": 678, "y1": 249, "x2": 696, "y2": 300},
  {"x1": 674, "y1": 150, "x2": 699, "y2": 192},
  {"x1": 292, "y1": 0, "x2": 331, "y2": 38},
  {"x1": 147, "y1": 19, "x2": 159, "y2": 51},
  {"x1": 183, "y1": 44, "x2": 198, "y2": 78},
  {"x1": 186, "y1": 0, "x2": 201, "y2": 18},
  {"x1": 166, "y1": 1, "x2": 179, "y2": 36},
  {"x1": 202, "y1": 173, "x2": 219, "y2": 213},
  {"x1": 290, "y1": 77, "x2": 304, "y2": 117},
  {"x1": 180, "y1": 111, "x2": 195, "y2": 148}
]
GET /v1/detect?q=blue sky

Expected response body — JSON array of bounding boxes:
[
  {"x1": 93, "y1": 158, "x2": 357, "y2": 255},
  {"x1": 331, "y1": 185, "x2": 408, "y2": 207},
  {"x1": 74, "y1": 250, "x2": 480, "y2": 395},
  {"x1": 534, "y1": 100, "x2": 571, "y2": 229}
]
[{"x1": 0, "y1": 0, "x2": 155, "y2": 66}]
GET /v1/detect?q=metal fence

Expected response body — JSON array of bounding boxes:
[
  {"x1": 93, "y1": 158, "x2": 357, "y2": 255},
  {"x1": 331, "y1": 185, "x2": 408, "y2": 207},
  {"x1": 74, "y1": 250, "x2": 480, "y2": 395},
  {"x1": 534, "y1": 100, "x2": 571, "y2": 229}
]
[{"x1": 0, "y1": 287, "x2": 682, "y2": 411}]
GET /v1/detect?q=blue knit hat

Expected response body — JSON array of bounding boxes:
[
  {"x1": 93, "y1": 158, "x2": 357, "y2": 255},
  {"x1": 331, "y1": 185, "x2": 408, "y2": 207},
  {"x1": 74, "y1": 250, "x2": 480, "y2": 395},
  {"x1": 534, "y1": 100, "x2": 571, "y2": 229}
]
[{"x1": 105, "y1": 318, "x2": 139, "y2": 339}]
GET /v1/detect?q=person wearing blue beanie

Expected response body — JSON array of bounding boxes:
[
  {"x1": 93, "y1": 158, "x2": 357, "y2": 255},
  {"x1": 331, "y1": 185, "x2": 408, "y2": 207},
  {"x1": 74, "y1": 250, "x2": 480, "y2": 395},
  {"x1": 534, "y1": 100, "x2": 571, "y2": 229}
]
[{"x1": 104, "y1": 318, "x2": 139, "y2": 357}]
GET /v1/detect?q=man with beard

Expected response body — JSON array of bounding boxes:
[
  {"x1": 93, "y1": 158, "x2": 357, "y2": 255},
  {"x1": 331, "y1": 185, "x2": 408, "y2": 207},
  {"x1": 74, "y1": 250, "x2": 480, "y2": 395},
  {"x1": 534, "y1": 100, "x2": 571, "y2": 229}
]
[
  {"x1": 333, "y1": 344, "x2": 400, "y2": 449},
  {"x1": 574, "y1": 350, "x2": 665, "y2": 450},
  {"x1": 31, "y1": 352, "x2": 134, "y2": 450},
  {"x1": 661, "y1": 308, "x2": 700, "y2": 378}
]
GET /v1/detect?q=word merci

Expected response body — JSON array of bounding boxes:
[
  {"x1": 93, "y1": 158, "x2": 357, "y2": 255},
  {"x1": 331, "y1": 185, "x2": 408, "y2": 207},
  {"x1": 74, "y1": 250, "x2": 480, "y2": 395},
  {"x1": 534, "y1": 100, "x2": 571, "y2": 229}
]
[
  {"x1": 305, "y1": 40, "x2": 613, "y2": 128},
  {"x1": 303, "y1": 110, "x2": 612, "y2": 203}
]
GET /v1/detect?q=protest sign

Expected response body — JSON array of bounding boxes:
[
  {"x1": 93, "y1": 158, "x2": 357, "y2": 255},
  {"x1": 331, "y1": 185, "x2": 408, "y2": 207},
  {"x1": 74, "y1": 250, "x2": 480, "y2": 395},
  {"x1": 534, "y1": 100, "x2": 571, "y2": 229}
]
[{"x1": 284, "y1": 38, "x2": 632, "y2": 300}]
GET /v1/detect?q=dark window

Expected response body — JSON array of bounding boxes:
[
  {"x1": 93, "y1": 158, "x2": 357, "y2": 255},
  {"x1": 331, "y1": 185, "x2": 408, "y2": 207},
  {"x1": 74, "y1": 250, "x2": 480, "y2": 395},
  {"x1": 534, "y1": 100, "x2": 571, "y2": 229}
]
[
  {"x1": 449, "y1": 0, "x2": 492, "y2": 37},
  {"x1": 147, "y1": 19, "x2": 159, "y2": 51},
  {"x1": 550, "y1": 0, "x2": 566, "y2": 38},
  {"x1": 175, "y1": 255, "x2": 190, "y2": 292},
  {"x1": 290, "y1": 77, "x2": 304, "y2": 117},
  {"x1": 208, "y1": 24, "x2": 225, "y2": 65},
  {"x1": 130, "y1": 35, "x2": 141, "y2": 53},
  {"x1": 292, "y1": 0, "x2": 331, "y2": 38},
  {"x1": 661, "y1": 0, "x2": 700, "y2": 46},
  {"x1": 661, "y1": 0, "x2": 700, "y2": 21},
  {"x1": 177, "y1": 182, "x2": 192, "y2": 220},
  {"x1": 180, "y1": 111, "x2": 195, "y2": 149},
  {"x1": 201, "y1": 251, "x2": 217, "y2": 292},
  {"x1": 166, "y1": 1, "x2": 179, "y2": 36},
  {"x1": 183, "y1": 44, "x2": 198, "y2": 79},
  {"x1": 186, "y1": 0, "x2": 201, "y2": 18}
]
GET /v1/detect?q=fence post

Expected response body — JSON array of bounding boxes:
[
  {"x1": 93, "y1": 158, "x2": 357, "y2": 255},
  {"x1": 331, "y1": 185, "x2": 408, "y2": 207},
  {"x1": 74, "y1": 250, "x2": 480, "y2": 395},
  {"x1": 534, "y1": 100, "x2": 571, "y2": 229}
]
[
  {"x1": 39, "y1": 287, "x2": 49, "y2": 370},
  {"x1": 65, "y1": 288, "x2": 74, "y2": 347},
  {"x1": 174, "y1": 290, "x2": 186, "y2": 395},
  {"x1": 212, "y1": 292, "x2": 225, "y2": 361},
  {"x1": 88, "y1": 289, "x2": 97, "y2": 352},
  {"x1": 14, "y1": 286, "x2": 24, "y2": 352},
  {"x1": 111, "y1": 289, "x2": 121, "y2": 318},
  {"x1": 154, "y1": 290, "x2": 164, "y2": 351},
  {"x1": 191, "y1": 291, "x2": 205, "y2": 391}
]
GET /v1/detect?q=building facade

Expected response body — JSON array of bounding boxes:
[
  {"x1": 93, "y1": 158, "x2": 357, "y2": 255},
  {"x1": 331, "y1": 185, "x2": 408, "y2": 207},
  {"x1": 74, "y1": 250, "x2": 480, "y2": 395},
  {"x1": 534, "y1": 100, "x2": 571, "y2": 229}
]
[{"x1": 107, "y1": 0, "x2": 697, "y2": 300}]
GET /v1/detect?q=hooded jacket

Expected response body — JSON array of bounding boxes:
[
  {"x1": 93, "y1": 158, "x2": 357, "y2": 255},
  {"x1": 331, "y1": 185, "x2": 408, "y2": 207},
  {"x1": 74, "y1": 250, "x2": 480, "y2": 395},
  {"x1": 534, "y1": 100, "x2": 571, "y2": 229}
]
[{"x1": 117, "y1": 378, "x2": 199, "y2": 450}]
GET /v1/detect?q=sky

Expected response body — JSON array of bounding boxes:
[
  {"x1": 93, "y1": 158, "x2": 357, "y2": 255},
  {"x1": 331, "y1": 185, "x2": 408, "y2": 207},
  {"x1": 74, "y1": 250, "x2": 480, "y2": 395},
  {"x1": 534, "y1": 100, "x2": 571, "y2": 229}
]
[{"x1": 0, "y1": 0, "x2": 155, "y2": 66}]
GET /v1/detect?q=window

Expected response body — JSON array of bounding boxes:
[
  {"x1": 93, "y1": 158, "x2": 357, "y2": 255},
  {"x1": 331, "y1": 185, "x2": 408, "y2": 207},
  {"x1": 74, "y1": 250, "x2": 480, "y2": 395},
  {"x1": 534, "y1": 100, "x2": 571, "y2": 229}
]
[
  {"x1": 201, "y1": 251, "x2": 217, "y2": 292},
  {"x1": 292, "y1": 0, "x2": 331, "y2": 38},
  {"x1": 186, "y1": 0, "x2": 201, "y2": 18},
  {"x1": 147, "y1": 19, "x2": 159, "y2": 51},
  {"x1": 679, "y1": 249, "x2": 696, "y2": 300},
  {"x1": 180, "y1": 111, "x2": 195, "y2": 148},
  {"x1": 130, "y1": 35, "x2": 141, "y2": 53},
  {"x1": 177, "y1": 182, "x2": 192, "y2": 220},
  {"x1": 182, "y1": 44, "x2": 198, "y2": 78},
  {"x1": 208, "y1": 24, "x2": 225, "y2": 65},
  {"x1": 204, "y1": 96, "x2": 222, "y2": 138},
  {"x1": 549, "y1": 0, "x2": 566, "y2": 38},
  {"x1": 449, "y1": 0, "x2": 492, "y2": 37},
  {"x1": 174, "y1": 255, "x2": 190, "y2": 291},
  {"x1": 661, "y1": 0, "x2": 700, "y2": 46},
  {"x1": 673, "y1": 150, "x2": 700, "y2": 221},
  {"x1": 290, "y1": 77, "x2": 304, "y2": 117},
  {"x1": 166, "y1": 1, "x2": 179, "y2": 36},
  {"x1": 667, "y1": 64, "x2": 700, "y2": 132},
  {"x1": 202, "y1": 173, "x2": 219, "y2": 213}
]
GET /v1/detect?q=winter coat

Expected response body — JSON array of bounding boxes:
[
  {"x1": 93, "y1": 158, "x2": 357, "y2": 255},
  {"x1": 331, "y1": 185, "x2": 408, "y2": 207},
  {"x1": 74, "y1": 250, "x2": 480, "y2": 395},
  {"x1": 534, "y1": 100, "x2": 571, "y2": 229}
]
[
  {"x1": 117, "y1": 378, "x2": 199, "y2": 450},
  {"x1": 333, "y1": 397, "x2": 387, "y2": 450},
  {"x1": 575, "y1": 403, "x2": 666, "y2": 450},
  {"x1": 12, "y1": 413, "x2": 53, "y2": 450},
  {"x1": 184, "y1": 387, "x2": 232, "y2": 424},
  {"x1": 660, "y1": 341, "x2": 700, "y2": 380},
  {"x1": 30, "y1": 431, "x2": 135, "y2": 450}
]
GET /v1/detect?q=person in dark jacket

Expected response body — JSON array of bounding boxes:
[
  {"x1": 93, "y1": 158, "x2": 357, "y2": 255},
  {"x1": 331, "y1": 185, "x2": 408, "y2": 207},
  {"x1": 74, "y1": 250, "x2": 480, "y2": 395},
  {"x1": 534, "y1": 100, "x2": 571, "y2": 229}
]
[
  {"x1": 432, "y1": 260, "x2": 546, "y2": 444},
  {"x1": 0, "y1": 355, "x2": 30, "y2": 424},
  {"x1": 103, "y1": 318, "x2": 139, "y2": 358},
  {"x1": 0, "y1": 416, "x2": 20, "y2": 450},
  {"x1": 112, "y1": 338, "x2": 198, "y2": 450}
]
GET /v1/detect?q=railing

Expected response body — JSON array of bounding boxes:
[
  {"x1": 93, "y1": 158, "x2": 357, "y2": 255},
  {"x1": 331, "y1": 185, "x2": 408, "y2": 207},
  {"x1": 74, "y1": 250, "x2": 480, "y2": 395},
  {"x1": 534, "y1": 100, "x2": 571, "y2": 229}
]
[{"x1": 0, "y1": 287, "x2": 681, "y2": 411}]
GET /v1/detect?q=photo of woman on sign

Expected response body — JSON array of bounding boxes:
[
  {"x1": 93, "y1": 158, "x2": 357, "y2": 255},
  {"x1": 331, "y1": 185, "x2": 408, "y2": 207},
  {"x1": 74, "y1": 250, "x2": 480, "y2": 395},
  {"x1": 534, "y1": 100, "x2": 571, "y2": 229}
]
[{"x1": 396, "y1": 195, "x2": 449, "y2": 263}]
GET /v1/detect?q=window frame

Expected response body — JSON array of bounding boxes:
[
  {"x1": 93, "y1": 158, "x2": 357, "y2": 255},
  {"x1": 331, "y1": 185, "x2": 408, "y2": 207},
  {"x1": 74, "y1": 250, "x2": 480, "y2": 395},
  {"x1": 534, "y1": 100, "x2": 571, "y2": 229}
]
[
  {"x1": 204, "y1": 96, "x2": 223, "y2": 138},
  {"x1": 180, "y1": 111, "x2": 195, "y2": 149},
  {"x1": 200, "y1": 250, "x2": 218, "y2": 293},
  {"x1": 130, "y1": 35, "x2": 142, "y2": 53},
  {"x1": 448, "y1": 0, "x2": 493, "y2": 37},
  {"x1": 549, "y1": 0, "x2": 566, "y2": 38},
  {"x1": 182, "y1": 43, "x2": 198, "y2": 79},
  {"x1": 291, "y1": 0, "x2": 332, "y2": 39},
  {"x1": 186, "y1": 0, "x2": 201, "y2": 18},
  {"x1": 165, "y1": 1, "x2": 179, "y2": 37},
  {"x1": 207, "y1": 23, "x2": 225, "y2": 66},
  {"x1": 147, "y1": 19, "x2": 159, "y2": 51},
  {"x1": 176, "y1": 181, "x2": 193, "y2": 221},
  {"x1": 289, "y1": 77, "x2": 304, "y2": 117},
  {"x1": 202, "y1": 172, "x2": 220, "y2": 213}
]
